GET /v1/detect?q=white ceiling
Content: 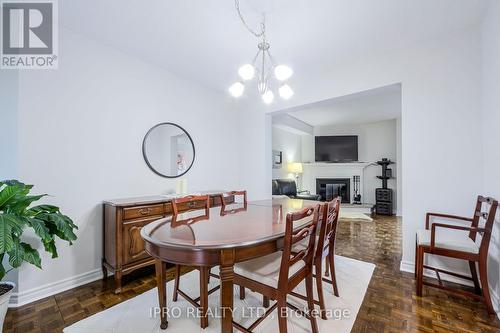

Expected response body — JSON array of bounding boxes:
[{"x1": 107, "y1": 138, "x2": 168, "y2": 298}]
[
  {"x1": 282, "y1": 84, "x2": 401, "y2": 126},
  {"x1": 61, "y1": 0, "x2": 486, "y2": 95}
]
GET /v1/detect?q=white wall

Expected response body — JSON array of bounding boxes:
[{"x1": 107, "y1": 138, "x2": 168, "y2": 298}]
[
  {"x1": 302, "y1": 120, "x2": 398, "y2": 210},
  {"x1": 237, "y1": 106, "x2": 272, "y2": 201},
  {"x1": 0, "y1": 71, "x2": 20, "y2": 287},
  {"x1": 12, "y1": 28, "x2": 240, "y2": 304},
  {"x1": 0, "y1": 71, "x2": 18, "y2": 179},
  {"x1": 271, "y1": 127, "x2": 303, "y2": 180},
  {"x1": 243, "y1": 26, "x2": 483, "y2": 284},
  {"x1": 481, "y1": 0, "x2": 500, "y2": 310}
]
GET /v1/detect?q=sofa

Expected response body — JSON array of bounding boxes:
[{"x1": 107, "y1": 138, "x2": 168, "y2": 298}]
[{"x1": 272, "y1": 179, "x2": 322, "y2": 201}]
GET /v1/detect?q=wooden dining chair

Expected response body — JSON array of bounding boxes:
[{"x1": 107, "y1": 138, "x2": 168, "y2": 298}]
[
  {"x1": 290, "y1": 197, "x2": 341, "y2": 319},
  {"x1": 233, "y1": 204, "x2": 321, "y2": 333},
  {"x1": 415, "y1": 195, "x2": 498, "y2": 314},
  {"x1": 170, "y1": 195, "x2": 217, "y2": 329},
  {"x1": 219, "y1": 190, "x2": 247, "y2": 215}
]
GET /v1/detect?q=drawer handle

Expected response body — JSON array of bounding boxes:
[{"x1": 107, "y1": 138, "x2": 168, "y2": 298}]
[
  {"x1": 138, "y1": 208, "x2": 153, "y2": 215},
  {"x1": 187, "y1": 202, "x2": 196, "y2": 208}
]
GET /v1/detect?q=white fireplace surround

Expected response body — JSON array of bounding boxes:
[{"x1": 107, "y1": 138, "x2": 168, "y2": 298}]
[{"x1": 301, "y1": 162, "x2": 370, "y2": 203}]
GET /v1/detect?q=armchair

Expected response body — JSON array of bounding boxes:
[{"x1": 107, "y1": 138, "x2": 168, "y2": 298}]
[
  {"x1": 272, "y1": 179, "x2": 321, "y2": 201},
  {"x1": 415, "y1": 196, "x2": 498, "y2": 314}
]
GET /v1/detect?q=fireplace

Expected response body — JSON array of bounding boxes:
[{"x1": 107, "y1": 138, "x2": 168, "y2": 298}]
[{"x1": 316, "y1": 178, "x2": 350, "y2": 203}]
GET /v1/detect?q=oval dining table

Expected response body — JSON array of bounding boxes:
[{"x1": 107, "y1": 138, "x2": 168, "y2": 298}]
[{"x1": 141, "y1": 197, "x2": 320, "y2": 332}]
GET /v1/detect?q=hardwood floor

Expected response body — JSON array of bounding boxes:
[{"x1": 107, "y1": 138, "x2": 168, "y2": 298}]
[{"x1": 4, "y1": 215, "x2": 500, "y2": 332}]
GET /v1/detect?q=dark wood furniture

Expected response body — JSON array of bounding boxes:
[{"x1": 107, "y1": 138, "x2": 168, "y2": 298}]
[
  {"x1": 415, "y1": 195, "x2": 498, "y2": 314},
  {"x1": 102, "y1": 193, "x2": 226, "y2": 293},
  {"x1": 375, "y1": 159, "x2": 394, "y2": 215},
  {"x1": 171, "y1": 195, "x2": 214, "y2": 329},
  {"x1": 290, "y1": 196, "x2": 341, "y2": 319},
  {"x1": 234, "y1": 205, "x2": 321, "y2": 333},
  {"x1": 141, "y1": 198, "x2": 319, "y2": 332}
]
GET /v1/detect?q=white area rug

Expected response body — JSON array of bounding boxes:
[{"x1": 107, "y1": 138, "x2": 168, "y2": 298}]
[
  {"x1": 339, "y1": 212, "x2": 373, "y2": 222},
  {"x1": 64, "y1": 256, "x2": 374, "y2": 333}
]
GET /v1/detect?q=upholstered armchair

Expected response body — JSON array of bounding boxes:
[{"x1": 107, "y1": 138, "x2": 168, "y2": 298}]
[{"x1": 272, "y1": 179, "x2": 321, "y2": 201}]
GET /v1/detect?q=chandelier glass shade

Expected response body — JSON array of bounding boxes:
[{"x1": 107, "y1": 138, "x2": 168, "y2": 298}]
[{"x1": 229, "y1": 0, "x2": 294, "y2": 103}]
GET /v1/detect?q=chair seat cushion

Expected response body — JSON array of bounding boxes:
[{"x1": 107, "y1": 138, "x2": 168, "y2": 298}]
[
  {"x1": 416, "y1": 229, "x2": 479, "y2": 254},
  {"x1": 234, "y1": 252, "x2": 305, "y2": 288}
]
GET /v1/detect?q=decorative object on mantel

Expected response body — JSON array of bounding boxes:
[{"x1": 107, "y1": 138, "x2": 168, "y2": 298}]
[
  {"x1": 142, "y1": 123, "x2": 195, "y2": 178},
  {"x1": 0, "y1": 180, "x2": 77, "y2": 326},
  {"x1": 229, "y1": 0, "x2": 294, "y2": 103},
  {"x1": 374, "y1": 158, "x2": 395, "y2": 215}
]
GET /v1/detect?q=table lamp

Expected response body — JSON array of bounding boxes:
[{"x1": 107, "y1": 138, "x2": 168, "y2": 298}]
[{"x1": 288, "y1": 162, "x2": 303, "y2": 183}]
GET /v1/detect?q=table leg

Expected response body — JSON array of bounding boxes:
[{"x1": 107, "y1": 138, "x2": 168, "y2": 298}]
[
  {"x1": 220, "y1": 249, "x2": 235, "y2": 333},
  {"x1": 200, "y1": 267, "x2": 209, "y2": 329},
  {"x1": 155, "y1": 259, "x2": 168, "y2": 329}
]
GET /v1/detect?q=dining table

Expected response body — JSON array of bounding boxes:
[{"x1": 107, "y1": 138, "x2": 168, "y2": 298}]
[{"x1": 140, "y1": 196, "x2": 321, "y2": 332}]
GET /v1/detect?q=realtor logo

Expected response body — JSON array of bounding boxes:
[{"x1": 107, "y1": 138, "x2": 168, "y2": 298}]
[{"x1": 1, "y1": 0, "x2": 58, "y2": 69}]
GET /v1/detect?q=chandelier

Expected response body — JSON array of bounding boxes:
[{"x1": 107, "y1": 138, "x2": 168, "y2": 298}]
[{"x1": 229, "y1": 0, "x2": 294, "y2": 104}]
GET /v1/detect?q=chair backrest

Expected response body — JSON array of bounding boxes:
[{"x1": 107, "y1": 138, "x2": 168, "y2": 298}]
[
  {"x1": 316, "y1": 197, "x2": 341, "y2": 260},
  {"x1": 219, "y1": 190, "x2": 247, "y2": 215},
  {"x1": 278, "y1": 204, "x2": 320, "y2": 291},
  {"x1": 171, "y1": 195, "x2": 210, "y2": 224},
  {"x1": 470, "y1": 196, "x2": 498, "y2": 254}
]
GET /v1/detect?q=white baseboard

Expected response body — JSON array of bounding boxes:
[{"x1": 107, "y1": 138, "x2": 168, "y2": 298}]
[
  {"x1": 9, "y1": 268, "x2": 103, "y2": 307},
  {"x1": 400, "y1": 260, "x2": 500, "y2": 319}
]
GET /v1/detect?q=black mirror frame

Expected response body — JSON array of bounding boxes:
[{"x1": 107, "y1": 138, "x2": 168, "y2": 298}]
[{"x1": 142, "y1": 122, "x2": 196, "y2": 178}]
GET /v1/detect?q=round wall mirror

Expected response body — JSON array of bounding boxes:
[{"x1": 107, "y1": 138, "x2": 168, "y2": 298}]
[{"x1": 142, "y1": 123, "x2": 195, "y2": 178}]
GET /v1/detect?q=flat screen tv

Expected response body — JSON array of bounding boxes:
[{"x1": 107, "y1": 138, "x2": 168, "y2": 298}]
[{"x1": 315, "y1": 135, "x2": 358, "y2": 162}]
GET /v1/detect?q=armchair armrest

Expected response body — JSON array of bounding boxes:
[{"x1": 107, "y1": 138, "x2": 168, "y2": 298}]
[
  {"x1": 425, "y1": 212, "x2": 473, "y2": 229},
  {"x1": 430, "y1": 223, "x2": 485, "y2": 251}
]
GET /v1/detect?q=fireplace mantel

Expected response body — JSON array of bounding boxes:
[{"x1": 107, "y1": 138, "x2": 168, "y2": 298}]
[
  {"x1": 301, "y1": 162, "x2": 371, "y2": 204},
  {"x1": 303, "y1": 162, "x2": 371, "y2": 168}
]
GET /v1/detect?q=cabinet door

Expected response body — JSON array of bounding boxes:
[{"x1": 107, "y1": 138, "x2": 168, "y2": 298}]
[{"x1": 122, "y1": 218, "x2": 157, "y2": 265}]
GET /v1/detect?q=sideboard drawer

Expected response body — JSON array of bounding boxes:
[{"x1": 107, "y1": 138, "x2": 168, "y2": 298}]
[{"x1": 123, "y1": 204, "x2": 165, "y2": 220}]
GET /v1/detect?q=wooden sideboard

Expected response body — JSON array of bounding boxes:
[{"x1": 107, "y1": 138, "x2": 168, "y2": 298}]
[{"x1": 102, "y1": 193, "x2": 227, "y2": 293}]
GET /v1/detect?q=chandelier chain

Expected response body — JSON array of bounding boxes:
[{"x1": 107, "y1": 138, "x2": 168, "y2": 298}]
[{"x1": 235, "y1": 0, "x2": 265, "y2": 38}]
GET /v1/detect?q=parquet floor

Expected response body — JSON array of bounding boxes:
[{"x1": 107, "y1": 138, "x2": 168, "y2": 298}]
[{"x1": 4, "y1": 215, "x2": 500, "y2": 332}]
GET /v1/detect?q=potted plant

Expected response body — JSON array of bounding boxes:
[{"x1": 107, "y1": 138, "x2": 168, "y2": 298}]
[{"x1": 0, "y1": 180, "x2": 78, "y2": 328}]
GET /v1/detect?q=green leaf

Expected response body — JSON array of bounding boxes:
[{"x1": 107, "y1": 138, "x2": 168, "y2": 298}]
[
  {"x1": 0, "y1": 214, "x2": 18, "y2": 253},
  {"x1": 7, "y1": 239, "x2": 24, "y2": 268},
  {"x1": 20, "y1": 242, "x2": 41, "y2": 268},
  {"x1": 27, "y1": 204, "x2": 60, "y2": 215},
  {"x1": 0, "y1": 180, "x2": 77, "y2": 274},
  {"x1": 43, "y1": 239, "x2": 58, "y2": 258},
  {"x1": 0, "y1": 183, "x2": 26, "y2": 208},
  {"x1": 26, "y1": 217, "x2": 51, "y2": 242},
  {"x1": 7, "y1": 240, "x2": 41, "y2": 269},
  {"x1": 0, "y1": 262, "x2": 5, "y2": 281},
  {"x1": 9, "y1": 194, "x2": 47, "y2": 213},
  {"x1": 49, "y1": 213, "x2": 77, "y2": 242}
]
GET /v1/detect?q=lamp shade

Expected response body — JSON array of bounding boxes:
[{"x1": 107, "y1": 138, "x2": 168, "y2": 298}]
[{"x1": 288, "y1": 162, "x2": 303, "y2": 174}]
